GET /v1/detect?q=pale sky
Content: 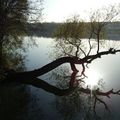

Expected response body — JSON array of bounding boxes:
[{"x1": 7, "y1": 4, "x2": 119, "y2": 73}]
[{"x1": 43, "y1": 0, "x2": 120, "y2": 22}]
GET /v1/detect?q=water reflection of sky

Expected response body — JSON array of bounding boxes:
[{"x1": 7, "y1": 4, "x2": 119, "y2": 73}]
[{"x1": 25, "y1": 37, "x2": 120, "y2": 120}]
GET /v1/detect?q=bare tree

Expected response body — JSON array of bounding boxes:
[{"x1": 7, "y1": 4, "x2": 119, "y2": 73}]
[{"x1": 89, "y1": 4, "x2": 120, "y2": 53}]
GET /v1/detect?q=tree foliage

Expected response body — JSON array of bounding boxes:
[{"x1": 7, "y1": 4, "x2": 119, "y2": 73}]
[
  {"x1": 0, "y1": 0, "x2": 43, "y2": 68},
  {"x1": 0, "y1": 0, "x2": 28, "y2": 43},
  {"x1": 54, "y1": 16, "x2": 86, "y2": 39},
  {"x1": 54, "y1": 16, "x2": 87, "y2": 58}
]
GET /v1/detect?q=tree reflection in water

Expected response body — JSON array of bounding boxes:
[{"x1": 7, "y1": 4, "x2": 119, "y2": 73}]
[
  {"x1": 51, "y1": 14, "x2": 120, "y2": 119},
  {"x1": 51, "y1": 67, "x2": 112, "y2": 120},
  {"x1": 0, "y1": 46, "x2": 29, "y2": 120}
]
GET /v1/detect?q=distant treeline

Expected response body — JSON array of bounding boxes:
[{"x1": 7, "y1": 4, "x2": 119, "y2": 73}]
[
  {"x1": 26, "y1": 22, "x2": 120, "y2": 40},
  {"x1": 26, "y1": 22, "x2": 60, "y2": 37}
]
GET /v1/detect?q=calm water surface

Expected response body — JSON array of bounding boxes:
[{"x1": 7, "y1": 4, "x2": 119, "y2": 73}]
[
  {"x1": 24, "y1": 37, "x2": 120, "y2": 120},
  {"x1": 1, "y1": 37, "x2": 120, "y2": 120}
]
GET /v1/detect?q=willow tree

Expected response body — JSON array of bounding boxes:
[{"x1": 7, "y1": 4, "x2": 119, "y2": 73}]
[
  {"x1": 54, "y1": 16, "x2": 87, "y2": 58},
  {"x1": 0, "y1": 0, "x2": 28, "y2": 56},
  {"x1": 53, "y1": 5, "x2": 120, "y2": 110},
  {"x1": 0, "y1": 1, "x2": 43, "y2": 118},
  {"x1": 1, "y1": 3, "x2": 120, "y2": 113},
  {"x1": 0, "y1": 0, "x2": 43, "y2": 69}
]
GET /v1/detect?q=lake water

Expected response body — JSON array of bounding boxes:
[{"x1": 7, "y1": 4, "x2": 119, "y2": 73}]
[
  {"x1": 25, "y1": 37, "x2": 120, "y2": 120},
  {"x1": 1, "y1": 37, "x2": 120, "y2": 120}
]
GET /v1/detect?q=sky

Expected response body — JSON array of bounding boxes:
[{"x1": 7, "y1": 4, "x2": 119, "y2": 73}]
[{"x1": 43, "y1": 0, "x2": 120, "y2": 22}]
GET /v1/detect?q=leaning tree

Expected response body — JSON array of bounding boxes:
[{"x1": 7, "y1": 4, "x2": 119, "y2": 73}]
[{"x1": 1, "y1": 4, "x2": 120, "y2": 113}]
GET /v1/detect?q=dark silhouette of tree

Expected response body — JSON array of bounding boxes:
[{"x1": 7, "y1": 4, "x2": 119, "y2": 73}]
[
  {"x1": 0, "y1": 0, "x2": 43, "y2": 68},
  {"x1": 1, "y1": 3, "x2": 120, "y2": 115},
  {"x1": 0, "y1": 0, "x2": 27, "y2": 58}
]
